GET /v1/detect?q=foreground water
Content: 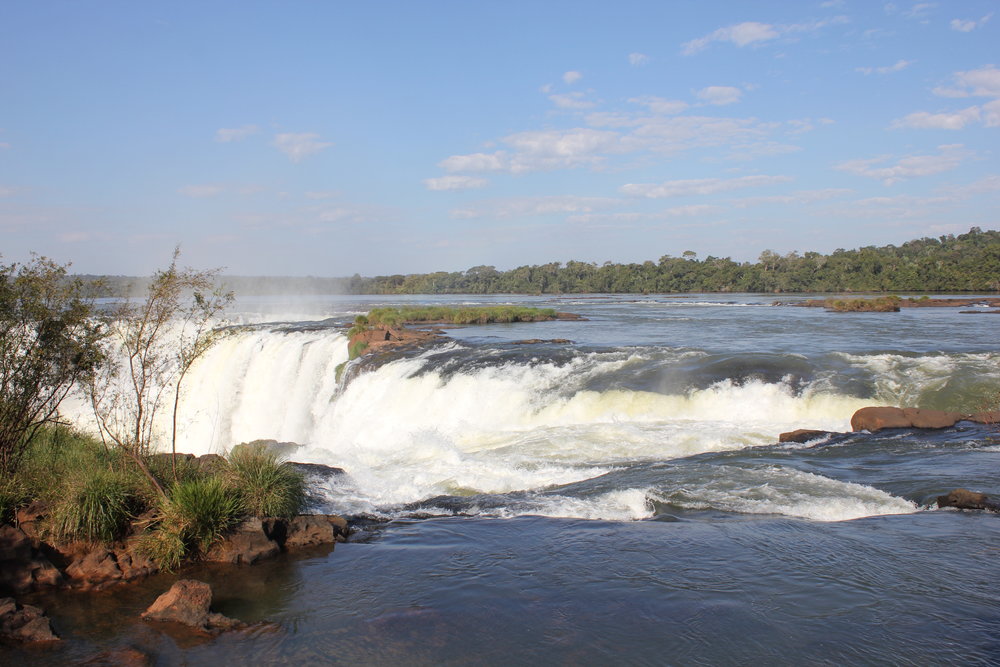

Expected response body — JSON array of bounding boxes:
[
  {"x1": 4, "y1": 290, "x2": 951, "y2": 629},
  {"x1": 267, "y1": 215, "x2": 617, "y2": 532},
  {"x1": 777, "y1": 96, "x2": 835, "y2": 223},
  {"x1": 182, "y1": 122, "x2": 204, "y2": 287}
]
[{"x1": 15, "y1": 293, "x2": 1000, "y2": 664}]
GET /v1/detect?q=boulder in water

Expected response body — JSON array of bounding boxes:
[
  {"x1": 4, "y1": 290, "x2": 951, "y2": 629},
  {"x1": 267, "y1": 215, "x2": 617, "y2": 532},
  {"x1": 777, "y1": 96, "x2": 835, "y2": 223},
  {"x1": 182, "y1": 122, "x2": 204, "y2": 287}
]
[
  {"x1": 141, "y1": 579, "x2": 243, "y2": 632},
  {"x1": 0, "y1": 597, "x2": 59, "y2": 642},
  {"x1": 850, "y1": 406, "x2": 962, "y2": 432},
  {"x1": 936, "y1": 488, "x2": 1000, "y2": 511},
  {"x1": 778, "y1": 429, "x2": 834, "y2": 443}
]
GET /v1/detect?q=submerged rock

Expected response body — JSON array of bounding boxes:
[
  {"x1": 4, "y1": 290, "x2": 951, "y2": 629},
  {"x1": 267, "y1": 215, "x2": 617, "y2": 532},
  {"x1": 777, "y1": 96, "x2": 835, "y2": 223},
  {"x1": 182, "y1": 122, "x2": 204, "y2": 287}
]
[
  {"x1": 141, "y1": 579, "x2": 243, "y2": 632},
  {"x1": 0, "y1": 597, "x2": 59, "y2": 642},
  {"x1": 936, "y1": 488, "x2": 1000, "y2": 512}
]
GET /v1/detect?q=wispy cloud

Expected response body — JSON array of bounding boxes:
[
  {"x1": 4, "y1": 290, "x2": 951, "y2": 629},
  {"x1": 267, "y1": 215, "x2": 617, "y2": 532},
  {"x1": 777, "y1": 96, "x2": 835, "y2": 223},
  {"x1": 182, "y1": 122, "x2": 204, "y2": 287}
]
[
  {"x1": 628, "y1": 52, "x2": 650, "y2": 66},
  {"x1": 0, "y1": 185, "x2": 20, "y2": 197},
  {"x1": 177, "y1": 184, "x2": 224, "y2": 198},
  {"x1": 891, "y1": 107, "x2": 983, "y2": 130},
  {"x1": 563, "y1": 70, "x2": 582, "y2": 85},
  {"x1": 696, "y1": 86, "x2": 744, "y2": 106},
  {"x1": 272, "y1": 133, "x2": 333, "y2": 162},
  {"x1": 451, "y1": 195, "x2": 621, "y2": 219},
  {"x1": 549, "y1": 92, "x2": 596, "y2": 110},
  {"x1": 681, "y1": 16, "x2": 848, "y2": 55},
  {"x1": 424, "y1": 175, "x2": 489, "y2": 191},
  {"x1": 856, "y1": 59, "x2": 914, "y2": 75},
  {"x1": 620, "y1": 174, "x2": 792, "y2": 198},
  {"x1": 893, "y1": 65, "x2": 1000, "y2": 129},
  {"x1": 950, "y1": 14, "x2": 992, "y2": 32},
  {"x1": 835, "y1": 144, "x2": 970, "y2": 185},
  {"x1": 214, "y1": 125, "x2": 259, "y2": 142}
]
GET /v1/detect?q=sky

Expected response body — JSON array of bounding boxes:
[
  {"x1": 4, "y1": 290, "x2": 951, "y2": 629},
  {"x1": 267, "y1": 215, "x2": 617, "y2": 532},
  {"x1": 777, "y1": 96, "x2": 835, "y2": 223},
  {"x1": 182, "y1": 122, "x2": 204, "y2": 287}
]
[{"x1": 1, "y1": 1, "x2": 999, "y2": 276}]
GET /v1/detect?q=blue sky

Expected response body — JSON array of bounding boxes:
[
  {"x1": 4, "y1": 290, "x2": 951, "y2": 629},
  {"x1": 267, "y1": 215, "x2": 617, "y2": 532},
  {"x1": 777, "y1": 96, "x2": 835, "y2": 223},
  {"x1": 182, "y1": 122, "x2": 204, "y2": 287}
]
[{"x1": 2, "y1": 1, "x2": 998, "y2": 276}]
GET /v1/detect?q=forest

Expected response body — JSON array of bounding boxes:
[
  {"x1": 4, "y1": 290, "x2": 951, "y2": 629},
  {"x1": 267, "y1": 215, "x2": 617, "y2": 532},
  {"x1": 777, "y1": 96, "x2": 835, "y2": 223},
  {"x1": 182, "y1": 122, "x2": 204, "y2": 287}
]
[{"x1": 85, "y1": 227, "x2": 1000, "y2": 295}]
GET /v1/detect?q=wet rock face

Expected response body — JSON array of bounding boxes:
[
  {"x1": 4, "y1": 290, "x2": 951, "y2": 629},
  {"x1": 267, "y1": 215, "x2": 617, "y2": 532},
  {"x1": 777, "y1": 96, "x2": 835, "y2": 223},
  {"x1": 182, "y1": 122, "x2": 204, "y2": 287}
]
[
  {"x1": 0, "y1": 597, "x2": 59, "y2": 642},
  {"x1": 0, "y1": 524, "x2": 64, "y2": 594},
  {"x1": 205, "y1": 518, "x2": 281, "y2": 565},
  {"x1": 141, "y1": 579, "x2": 243, "y2": 632},
  {"x1": 937, "y1": 488, "x2": 1000, "y2": 511},
  {"x1": 778, "y1": 429, "x2": 833, "y2": 444}
]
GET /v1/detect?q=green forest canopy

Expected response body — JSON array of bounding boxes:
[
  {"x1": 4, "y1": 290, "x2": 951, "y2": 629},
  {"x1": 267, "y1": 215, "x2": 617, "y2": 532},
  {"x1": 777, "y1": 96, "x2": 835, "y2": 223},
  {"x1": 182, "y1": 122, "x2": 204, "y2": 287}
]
[{"x1": 84, "y1": 227, "x2": 1000, "y2": 295}]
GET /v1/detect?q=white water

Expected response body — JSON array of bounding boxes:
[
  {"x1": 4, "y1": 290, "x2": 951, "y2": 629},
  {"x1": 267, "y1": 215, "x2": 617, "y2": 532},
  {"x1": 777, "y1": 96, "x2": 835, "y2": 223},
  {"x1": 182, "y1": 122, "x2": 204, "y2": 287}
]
[{"x1": 61, "y1": 323, "x2": 951, "y2": 521}]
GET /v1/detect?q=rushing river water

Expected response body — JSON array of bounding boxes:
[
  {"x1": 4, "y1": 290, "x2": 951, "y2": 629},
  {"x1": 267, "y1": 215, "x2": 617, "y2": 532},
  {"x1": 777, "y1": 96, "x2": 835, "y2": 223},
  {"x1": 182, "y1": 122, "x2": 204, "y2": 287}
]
[{"x1": 10, "y1": 293, "x2": 1000, "y2": 665}]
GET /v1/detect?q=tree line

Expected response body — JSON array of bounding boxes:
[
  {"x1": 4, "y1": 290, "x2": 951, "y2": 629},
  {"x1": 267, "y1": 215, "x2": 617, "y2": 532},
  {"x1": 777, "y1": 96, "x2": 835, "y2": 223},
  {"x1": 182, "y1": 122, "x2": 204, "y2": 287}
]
[{"x1": 350, "y1": 228, "x2": 1000, "y2": 295}]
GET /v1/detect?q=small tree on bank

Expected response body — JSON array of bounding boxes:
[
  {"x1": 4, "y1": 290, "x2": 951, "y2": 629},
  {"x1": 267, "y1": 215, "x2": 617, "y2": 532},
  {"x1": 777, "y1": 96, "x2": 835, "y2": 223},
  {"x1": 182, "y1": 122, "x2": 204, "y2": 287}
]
[
  {"x1": 0, "y1": 255, "x2": 104, "y2": 475},
  {"x1": 88, "y1": 248, "x2": 233, "y2": 491}
]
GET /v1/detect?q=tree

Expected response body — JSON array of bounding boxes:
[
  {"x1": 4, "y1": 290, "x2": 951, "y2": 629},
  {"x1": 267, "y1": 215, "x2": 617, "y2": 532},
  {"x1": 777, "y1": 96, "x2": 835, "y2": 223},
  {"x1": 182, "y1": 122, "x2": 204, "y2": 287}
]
[
  {"x1": 88, "y1": 248, "x2": 233, "y2": 491},
  {"x1": 0, "y1": 255, "x2": 104, "y2": 474}
]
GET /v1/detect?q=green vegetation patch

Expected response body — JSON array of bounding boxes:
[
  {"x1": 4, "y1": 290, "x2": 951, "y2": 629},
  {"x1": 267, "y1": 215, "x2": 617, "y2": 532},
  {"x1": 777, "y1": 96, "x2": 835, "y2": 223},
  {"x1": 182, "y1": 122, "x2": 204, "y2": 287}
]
[
  {"x1": 824, "y1": 296, "x2": 902, "y2": 312},
  {"x1": 366, "y1": 305, "x2": 558, "y2": 327}
]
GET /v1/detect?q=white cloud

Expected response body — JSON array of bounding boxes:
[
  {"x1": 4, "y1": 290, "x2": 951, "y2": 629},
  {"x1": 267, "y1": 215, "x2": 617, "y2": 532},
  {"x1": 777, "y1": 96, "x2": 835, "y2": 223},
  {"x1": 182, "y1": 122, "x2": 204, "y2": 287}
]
[
  {"x1": 940, "y1": 174, "x2": 1000, "y2": 196},
  {"x1": 856, "y1": 59, "x2": 914, "y2": 75},
  {"x1": 620, "y1": 174, "x2": 792, "y2": 198},
  {"x1": 549, "y1": 92, "x2": 596, "y2": 110},
  {"x1": 272, "y1": 133, "x2": 333, "y2": 162},
  {"x1": 950, "y1": 14, "x2": 992, "y2": 32},
  {"x1": 214, "y1": 125, "x2": 259, "y2": 142},
  {"x1": 58, "y1": 231, "x2": 92, "y2": 243},
  {"x1": 0, "y1": 186, "x2": 18, "y2": 197},
  {"x1": 423, "y1": 175, "x2": 489, "y2": 191},
  {"x1": 895, "y1": 66, "x2": 1000, "y2": 129},
  {"x1": 563, "y1": 71, "x2": 583, "y2": 84},
  {"x1": 903, "y1": 2, "x2": 936, "y2": 20},
  {"x1": 733, "y1": 188, "x2": 853, "y2": 207},
  {"x1": 835, "y1": 144, "x2": 970, "y2": 185},
  {"x1": 451, "y1": 195, "x2": 621, "y2": 219},
  {"x1": 696, "y1": 86, "x2": 743, "y2": 105},
  {"x1": 682, "y1": 16, "x2": 847, "y2": 55},
  {"x1": 933, "y1": 64, "x2": 1000, "y2": 98},
  {"x1": 304, "y1": 191, "x2": 338, "y2": 199},
  {"x1": 628, "y1": 96, "x2": 689, "y2": 115},
  {"x1": 629, "y1": 52, "x2": 650, "y2": 66},
  {"x1": 891, "y1": 107, "x2": 981, "y2": 129},
  {"x1": 567, "y1": 204, "x2": 720, "y2": 224},
  {"x1": 177, "y1": 184, "x2": 224, "y2": 198},
  {"x1": 441, "y1": 128, "x2": 621, "y2": 174}
]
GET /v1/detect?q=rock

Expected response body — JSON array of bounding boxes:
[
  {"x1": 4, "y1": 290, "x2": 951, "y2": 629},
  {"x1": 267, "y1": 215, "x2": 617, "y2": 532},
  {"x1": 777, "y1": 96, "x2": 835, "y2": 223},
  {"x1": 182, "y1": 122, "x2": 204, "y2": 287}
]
[
  {"x1": 83, "y1": 647, "x2": 152, "y2": 666},
  {"x1": 0, "y1": 597, "x2": 59, "y2": 642},
  {"x1": 205, "y1": 518, "x2": 280, "y2": 565},
  {"x1": 291, "y1": 461, "x2": 346, "y2": 479},
  {"x1": 284, "y1": 515, "x2": 336, "y2": 548},
  {"x1": 850, "y1": 406, "x2": 962, "y2": 432},
  {"x1": 936, "y1": 488, "x2": 1000, "y2": 511},
  {"x1": 196, "y1": 453, "x2": 227, "y2": 474},
  {"x1": 14, "y1": 500, "x2": 48, "y2": 540},
  {"x1": 968, "y1": 411, "x2": 1000, "y2": 424},
  {"x1": 141, "y1": 579, "x2": 243, "y2": 632},
  {"x1": 65, "y1": 548, "x2": 124, "y2": 589},
  {"x1": 778, "y1": 429, "x2": 834, "y2": 444},
  {"x1": 0, "y1": 525, "x2": 64, "y2": 593}
]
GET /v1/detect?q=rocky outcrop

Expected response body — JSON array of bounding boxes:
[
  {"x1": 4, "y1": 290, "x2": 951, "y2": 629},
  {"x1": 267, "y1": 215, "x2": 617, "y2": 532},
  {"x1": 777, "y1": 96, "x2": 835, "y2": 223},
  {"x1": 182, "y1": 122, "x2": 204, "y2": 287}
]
[
  {"x1": 141, "y1": 579, "x2": 243, "y2": 632},
  {"x1": 936, "y1": 488, "x2": 1000, "y2": 511},
  {"x1": 0, "y1": 597, "x2": 58, "y2": 642},
  {"x1": 57, "y1": 540, "x2": 158, "y2": 591},
  {"x1": 205, "y1": 518, "x2": 281, "y2": 565},
  {"x1": 206, "y1": 514, "x2": 350, "y2": 564},
  {"x1": 778, "y1": 429, "x2": 834, "y2": 443}
]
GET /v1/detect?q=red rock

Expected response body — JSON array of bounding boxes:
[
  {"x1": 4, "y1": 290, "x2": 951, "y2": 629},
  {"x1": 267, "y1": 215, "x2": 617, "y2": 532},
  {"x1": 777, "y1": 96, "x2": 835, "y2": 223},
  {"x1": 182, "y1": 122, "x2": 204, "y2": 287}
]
[
  {"x1": 284, "y1": 515, "x2": 336, "y2": 548},
  {"x1": 0, "y1": 597, "x2": 59, "y2": 642},
  {"x1": 141, "y1": 579, "x2": 244, "y2": 632},
  {"x1": 778, "y1": 429, "x2": 832, "y2": 443},
  {"x1": 83, "y1": 647, "x2": 152, "y2": 666},
  {"x1": 205, "y1": 518, "x2": 280, "y2": 565},
  {"x1": 936, "y1": 488, "x2": 1000, "y2": 511},
  {"x1": 850, "y1": 406, "x2": 962, "y2": 432},
  {"x1": 65, "y1": 548, "x2": 123, "y2": 589},
  {"x1": 968, "y1": 411, "x2": 1000, "y2": 424}
]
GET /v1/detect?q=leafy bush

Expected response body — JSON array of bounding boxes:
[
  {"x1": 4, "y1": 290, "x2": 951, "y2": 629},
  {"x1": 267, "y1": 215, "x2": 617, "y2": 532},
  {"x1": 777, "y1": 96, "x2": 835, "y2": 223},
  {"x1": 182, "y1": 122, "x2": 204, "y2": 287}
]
[
  {"x1": 48, "y1": 468, "x2": 138, "y2": 543},
  {"x1": 225, "y1": 443, "x2": 305, "y2": 518}
]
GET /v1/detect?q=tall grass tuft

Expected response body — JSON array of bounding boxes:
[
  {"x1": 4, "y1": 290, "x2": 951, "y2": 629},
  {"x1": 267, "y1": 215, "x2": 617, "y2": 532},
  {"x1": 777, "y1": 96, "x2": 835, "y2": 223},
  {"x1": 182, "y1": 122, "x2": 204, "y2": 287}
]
[
  {"x1": 138, "y1": 476, "x2": 243, "y2": 570},
  {"x1": 225, "y1": 443, "x2": 306, "y2": 518},
  {"x1": 48, "y1": 468, "x2": 137, "y2": 543},
  {"x1": 0, "y1": 479, "x2": 26, "y2": 525}
]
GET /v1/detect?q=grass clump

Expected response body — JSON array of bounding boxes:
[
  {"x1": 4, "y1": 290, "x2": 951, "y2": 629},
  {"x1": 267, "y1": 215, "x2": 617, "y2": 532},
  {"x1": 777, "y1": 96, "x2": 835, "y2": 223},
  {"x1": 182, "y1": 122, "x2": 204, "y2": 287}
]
[
  {"x1": 48, "y1": 468, "x2": 139, "y2": 543},
  {"x1": 0, "y1": 479, "x2": 26, "y2": 525},
  {"x1": 825, "y1": 296, "x2": 901, "y2": 312},
  {"x1": 139, "y1": 476, "x2": 242, "y2": 570},
  {"x1": 225, "y1": 443, "x2": 305, "y2": 518}
]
